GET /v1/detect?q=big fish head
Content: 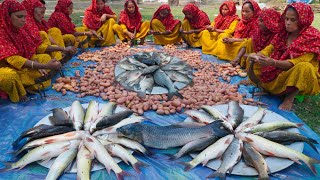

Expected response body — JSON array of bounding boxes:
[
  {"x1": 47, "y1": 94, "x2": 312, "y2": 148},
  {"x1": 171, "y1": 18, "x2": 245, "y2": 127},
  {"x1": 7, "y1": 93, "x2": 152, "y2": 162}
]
[{"x1": 116, "y1": 124, "x2": 143, "y2": 142}]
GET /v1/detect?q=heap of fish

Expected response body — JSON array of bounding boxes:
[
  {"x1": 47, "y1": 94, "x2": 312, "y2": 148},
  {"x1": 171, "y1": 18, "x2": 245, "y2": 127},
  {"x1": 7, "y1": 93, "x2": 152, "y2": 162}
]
[
  {"x1": 117, "y1": 101, "x2": 320, "y2": 180},
  {"x1": 115, "y1": 52, "x2": 193, "y2": 99},
  {"x1": 1, "y1": 100, "x2": 150, "y2": 180}
]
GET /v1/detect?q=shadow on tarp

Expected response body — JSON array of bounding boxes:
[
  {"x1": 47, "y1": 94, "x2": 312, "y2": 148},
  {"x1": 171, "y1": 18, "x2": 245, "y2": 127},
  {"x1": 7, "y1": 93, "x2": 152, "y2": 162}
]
[{"x1": 0, "y1": 46, "x2": 319, "y2": 180}]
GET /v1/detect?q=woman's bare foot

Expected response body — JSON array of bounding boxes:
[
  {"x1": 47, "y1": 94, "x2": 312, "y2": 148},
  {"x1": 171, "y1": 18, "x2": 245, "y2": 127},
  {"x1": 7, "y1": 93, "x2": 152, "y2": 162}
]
[{"x1": 279, "y1": 89, "x2": 299, "y2": 111}]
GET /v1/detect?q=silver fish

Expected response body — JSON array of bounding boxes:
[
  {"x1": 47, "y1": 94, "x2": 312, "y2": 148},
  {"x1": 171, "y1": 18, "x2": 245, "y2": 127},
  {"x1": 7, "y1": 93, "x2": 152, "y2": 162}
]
[
  {"x1": 136, "y1": 75, "x2": 154, "y2": 98},
  {"x1": 141, "y1": 65, "x2": 160, "y2": 75},
  {"x1": 235, "y1": 107, "x2": 266, "y2": 133},
  {"x1": 227, "y1": 101, "x2": 244, "y2": 129},
  {"x1": 184, "y1": 110, "x2": 217, "y2": 124},
  {"x1": 49, "y1": 108, "x2": 72, "y2": 127},
  {"x1": 118, "y1": 60, "x2": 139, "y2": 70},
  {"x1": 164, "y1": 70, "x2": 193, "y2": 85},
  {"x1": 76, "y1": 142, "x2": 92, "y2": 180},
  {"x1": 89, "y1": 102, "x2": 117, "y2": 134},
  {"x1": 243, "y1": 122, "x2": 304, "y2": 134},
  {"x1": 128, "y1": 57, "x2": 148, "y2": 68},
  {"x1": 83, "y1": 100, "x2": 99, "y2": 131},
  {"x1": 153, "y1": 69, "x2": 183, "y2": 100},
  {"x1": 69, "y1": 100, "x2": 85, "y2": 131}
]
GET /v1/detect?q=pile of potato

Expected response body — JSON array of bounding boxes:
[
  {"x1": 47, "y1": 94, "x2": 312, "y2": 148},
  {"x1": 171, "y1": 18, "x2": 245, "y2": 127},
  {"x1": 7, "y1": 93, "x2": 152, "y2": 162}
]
[{"x1": 52, "y1": 43, "x2": 263, "y2": 115}]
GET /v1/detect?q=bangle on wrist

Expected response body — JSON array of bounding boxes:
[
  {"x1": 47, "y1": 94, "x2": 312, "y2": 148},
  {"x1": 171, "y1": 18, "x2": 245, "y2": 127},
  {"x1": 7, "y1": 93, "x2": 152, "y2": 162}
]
[
  {"x1": 273, "y1": 59, "x2": 277, "y2": 66},
  {"x1": 31, "y1": 61, "x2": 34, "y2": 69},
  {"x1": 83, "y1": 32, "x2": 86, "y2": 36}
]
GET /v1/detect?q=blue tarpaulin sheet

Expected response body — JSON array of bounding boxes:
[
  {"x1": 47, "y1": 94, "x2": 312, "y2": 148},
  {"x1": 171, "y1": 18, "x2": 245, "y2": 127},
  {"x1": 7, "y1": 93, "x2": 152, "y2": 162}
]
[{"x1": 0, "y1": 46, "x2": 319, "y2": 179}]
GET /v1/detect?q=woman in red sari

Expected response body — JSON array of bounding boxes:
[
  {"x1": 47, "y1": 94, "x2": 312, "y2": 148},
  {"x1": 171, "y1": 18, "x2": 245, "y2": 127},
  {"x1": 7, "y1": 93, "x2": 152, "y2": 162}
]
[
  {"x1": 48, "y1": 0, "x2": 93, "y2": 48},
  {"x1": 83, "y1": 0, "x2": 117, "y2": 47},
  {"x1": 204, "y1": 0, "x2": 261, "y2": 59},
  {"x1": 149, "y1": 4, "x2": 181, "y2": 45},
  {"x1": 0, "y1": 0, "x2": 61, "y2": 102},
  {"x1": 230, "y1": 8, "x2": 282, "y2": 68},
  {"x1": 180, "y1": 3, "x2": 211, "y2": 47},
  {"x1": 113, "y1": 0, "x2": 150, "y2": 45},
  {"x1": 248, "y1": 2, "x2": 320, "y2": 110}
]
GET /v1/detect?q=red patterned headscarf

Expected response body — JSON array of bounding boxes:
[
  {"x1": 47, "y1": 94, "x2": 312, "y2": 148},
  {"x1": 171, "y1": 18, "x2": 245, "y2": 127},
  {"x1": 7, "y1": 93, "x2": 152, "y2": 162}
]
[
  {"x1": 83, "y1": 0, "x2": 115, "y2": 30},
  {"x1": 214, "y1": 1, "x2": 239, "y2": 30},
  {"x1": 182, "y1": 3, "x2": 211, "y2": 30},
  {"x1": 260, "y1": 2, "x2": 320, "y2": 83},
  {"x1": 252, "y1": 8, "x2": 281, "y2": 52},
  {"x1": 21, "y1": 0, "x2": 49, "y2": 32},
  {"x1": 234, "y1": 0, "x2": 261, "y2": 38},
  {"x1": 119, "y1": 0, "x2": 142, "y2": 32},
  {"x1": 151, "y1": 4, "x2": 180, "y2": 31},
  {"x1": 0, "y1": 0, "x2": 40, "y2": 60},
  {"x1": 48, "y1": 0, "x2": 75, "y2": 34}
]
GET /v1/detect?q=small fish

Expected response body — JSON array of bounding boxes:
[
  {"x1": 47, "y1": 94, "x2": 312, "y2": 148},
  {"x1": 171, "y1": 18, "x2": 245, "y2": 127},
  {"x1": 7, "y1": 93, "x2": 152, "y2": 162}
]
[
  {"x1": 243, "y1": 122, "x2": 304, "y2": 134},
  {"x1": 153, "y1": 69, "x2": 183, "y2": 100},
  {"x1": 242, "y1": 143, "x2": 270, "y2": 180},
  {"x1": 96, "y1": 110, "x2": 133, "y2": 130},
  {"x1": 227, "y1": 101, "x2": 244, "y2": 129},
  {"x1": 235, "y1": 107, "x2": 266, "y2": 133},
  {"x1": 69, "y1": 100, "x2": 85, "y2": 131},
  {"x1": 236, "y1": 133, "x2": 320, "y2": 175},
  {"x1": 255, "y1": 131, "x2": 319, "y2": 153},
  {"x1": 49, "y1": 108, "x2": 73, "y2": 127},
  {"x1": 12, "y1": 124, "x2": 54, "y2": 146}
]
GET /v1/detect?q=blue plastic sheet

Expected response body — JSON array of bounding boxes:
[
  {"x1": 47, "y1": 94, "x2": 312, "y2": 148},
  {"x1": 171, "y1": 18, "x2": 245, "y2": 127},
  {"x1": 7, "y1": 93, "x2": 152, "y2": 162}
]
[{"x1": 0, "y1": 46, "x2": 320, "y2": 180}]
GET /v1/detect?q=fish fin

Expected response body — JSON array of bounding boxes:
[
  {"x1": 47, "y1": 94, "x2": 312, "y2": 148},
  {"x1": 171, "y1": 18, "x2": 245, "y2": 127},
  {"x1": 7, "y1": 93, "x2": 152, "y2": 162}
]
[
  {"x1": 137, "y1": 91, "x2": 146, "y2": 98},
  {"x1": 202, "y1": 160, "x2": 209, "y2": 166},
  {"x1": 179, "y1": 162, "x2": 195, "y2": 172},
  {"x1": 206, "y1": 170, "x2": 226, "y2": 180},
  {"x1": 44, "y1": 138, "x2": 56, "y2": 144},
  {"x1": 296, "y1": 123, "x2": 304, "y2": 127},
  {"x1": 40, "y1": 151, "x2": 51, "y2": 157},
  {"x1": 168, "y1": 91, "x2": 183, "y2": 100},
  {"x1": 41, "y1": 157, "x2": 52, "y2": 164},
  {"x1": 305, "y1": 157, "x2": 320, "y2": 175},
  {"x1": 116, "y1": 170, "x2": 132, "y2": 180},
  {"x1": 0, "y1": 162, "x2": 14, "y2": 172},
  {"x1": 264, "y1": 151, "x2": 275, "y2": 156},
  {"x1": 244, "y1": 137, "x2": 254, "y2": 143},
  {"x1": 132, "y1": 161, "x2": 149, "y2": 173}
]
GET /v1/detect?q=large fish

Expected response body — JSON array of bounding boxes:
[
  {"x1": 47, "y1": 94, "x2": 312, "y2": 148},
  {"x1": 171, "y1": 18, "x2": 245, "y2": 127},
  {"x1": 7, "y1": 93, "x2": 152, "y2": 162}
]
[
  {"x1": 227, "y1": 101, "x2": 244, "y2": 129},
  {"x1": 182, "y1": 135, "x2": 234, "y2": 171},
  {"x1": 12, "y1": 124, "x2": 55, "y2": 146},
  {"x1": 116, "y1": 120, "x2": 231, "y2": 149},
  {"x1": 76, "y1": 142, "x2": 92, "y2": 180},
  {"x1": 95, "y1": 110, "x2": 133, "y2": 130},
  {"x1": 243, "y1": 122, "x2": 304, "y2": 134},
  {"x1": 1, "y1": 140, "x2": 80, "y2": 172},
  {"x1": 135, "y1": 75, "x2": 154, "y2": 98},
  {"x1": 235, "y1": 107, "x2": 266, "y2": 133},
  {"x1": 89, "y1": 102, "x2": 117, "y2": 134},
  {"x1": 45, "y1": 147, "x2": 78, "y2": 180},
  {"x1": 69, "y1": 100, "x2": 85, "y2": 130},
  {"x1": 242, "y1": 143, "x2": 270, "y2": 180},
  {"x1": 49, "y1": 108, "x2": 73, "y2": 127},
  {"x1": 106, "y1": 143, "x2": 148, "y2": 173},
  {"x1": 255, "y1": 131, "x2": 319, "y2": 153},
  {"x1": 153, "y1": 69, "x2": 183, "y2": 100},
  {"x1": 122, "y1": 70, "x2": 142, "y2": 87},
  {"x1": 25, "y1": 126, "x2": 75, "y2": 143},
  {"x1": 236, "y1": 133, "x2": 320, "y2": 175},
  {"x1": 83, "y1": 100, "x2": 99, "y2": 131},
  {"x1": 207, "y1": 138, "x2": 243, "y2": 179}
]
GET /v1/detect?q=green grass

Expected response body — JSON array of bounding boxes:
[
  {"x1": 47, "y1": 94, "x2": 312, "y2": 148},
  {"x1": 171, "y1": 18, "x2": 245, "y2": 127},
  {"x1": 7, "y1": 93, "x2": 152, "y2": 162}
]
[{"x1": 69, "y1": 3, "x2": 320, "y2": 134}]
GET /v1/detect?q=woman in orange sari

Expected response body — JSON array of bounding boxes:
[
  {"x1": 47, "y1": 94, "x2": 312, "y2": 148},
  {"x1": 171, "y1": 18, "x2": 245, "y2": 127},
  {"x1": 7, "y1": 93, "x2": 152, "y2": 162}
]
[
  {"x1": 48, "y1": 0, "x2": 92, "y2": 48},
  {"x1": 113, "y1": 0, "x2": 150, "y2": 45},
  {"x1": 150, "y1": 4, "x2": 181, "y2": 45},
  {"x1": 231, "y1": 8, "x2": 281, "y2": 68},
  {"x1": 204, "y1": 0, "x2": 260, "y2": 59},
  {"x1": 180, "y1": 3, "x2": 211, "y2": 47},
  {"x1": 83, "y1": 0, "x2": 117, "y2": 47},
  {"x1": 248, "y1": 2, "x2": 320, "y2": 110},
  {"x1": 0, "y1": 0, "x2": 61, "y2": 102}
]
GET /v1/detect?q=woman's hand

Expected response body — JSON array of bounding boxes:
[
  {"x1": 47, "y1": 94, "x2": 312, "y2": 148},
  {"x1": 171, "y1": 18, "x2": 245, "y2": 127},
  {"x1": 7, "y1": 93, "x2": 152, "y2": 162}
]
[
  {"x1": 38, "y1": 69, "x2": 48, "y2": 76},
  {"x1": 207, "y1": 25, "x2": 215, "y2": 32},
  {"x1": 222, "y1": 38, "x2": 235, "y2": 44},
  {"x1": 125, "y1": 31, "x2": 135, "y2": 40},
  {"x1": 64, "y1": 46, "x2": 77, "y2": 54},
  {"x1": 100, "y1": 14, "x2": 107, "y2": 22},
  {"x1": 46, "y1": 59, "x2": 62, "y2": 70},
  {"x1": 257, "y1": 55, "x2": 276, "y2": 67}
]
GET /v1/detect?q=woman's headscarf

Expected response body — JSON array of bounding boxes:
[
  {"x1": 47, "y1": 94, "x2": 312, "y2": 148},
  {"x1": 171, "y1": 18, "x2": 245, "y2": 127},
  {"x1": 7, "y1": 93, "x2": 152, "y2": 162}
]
[
  {"x1": 260, "y1": 2, "x2": 320, "y2": 83},
  {"x1": 83, "y1": 0, "x2": 115, "y2": 30},
  {"x1": 118, "y1": 0, "x2": 142, "y2": 32},
  {"x1": 21, "y1": 0, "x2": 50, "y2": 32},
  {"x1": 48, "y1": 0, "x2": 75, "y2": 34},
  {"x1": 214, "y1": 1, "x2": 239, "y2": 30},
  {"x1": 252, "y1": 8, "x2": 281, "y2": 52},
  {"x1": 151, "y1": 4, "x2": 180, "y2": 31},
  {"x1": 182, "y1": 3, "x2": 211, "y2": 30},
  {"x1": 0, "y1": 0, "x2": 40, "y2": 60},
  {"x1": 234, "y1": 0, "x2": 261, "y2": 38}
]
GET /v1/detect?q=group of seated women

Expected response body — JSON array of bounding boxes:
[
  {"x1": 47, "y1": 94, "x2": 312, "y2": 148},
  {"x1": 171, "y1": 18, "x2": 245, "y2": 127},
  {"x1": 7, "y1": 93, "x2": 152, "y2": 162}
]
[{"x1": 0, "y1": 0, "x2": 319, "y2": 111}]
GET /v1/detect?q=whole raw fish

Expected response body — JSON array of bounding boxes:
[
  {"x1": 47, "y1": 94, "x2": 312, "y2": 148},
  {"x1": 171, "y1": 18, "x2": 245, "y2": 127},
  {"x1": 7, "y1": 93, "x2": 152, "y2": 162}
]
[
  {"x1": 227, "y1": 101, "x2": 244, "y2": 128},
  {"x1": 89, "y1": 102, "x2": 117, "y2": 134},
  {"x1": 153, "y1": 69, "x2": 183, "y2": 100},
  {"x1": 83, "y1": 100, "x2": 99, "y2": 131},
  {"x1": 69, "y1": 100, "x2": 85, "y2": 130},
  {"x1": 235, "y1": 107, "x2": 266, "y2": 133},
  {"x1": 243, "y1": 122, "x2": 304, "y2": 134}
]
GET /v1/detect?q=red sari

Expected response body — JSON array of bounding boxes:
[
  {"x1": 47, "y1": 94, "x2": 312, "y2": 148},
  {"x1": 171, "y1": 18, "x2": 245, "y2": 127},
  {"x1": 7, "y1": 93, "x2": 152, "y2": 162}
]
[
  {"x1": 182, "y1": 3, "x2": 210, "y2": 30},
  {"x1": 260, "y1": 2, "x2": 320, "y2": 83},
  {"x1": 0, "y1": 0, "x2": 40, "y2": 60},
  {"x1": 252, "y1": 8, "x2": 281, "y2": 52},
  {"x1": 214, "y1": 1, "x2": 239, "y2": 30},
  {"x1": 234, "y1": 0, "x2": 261, "y2": 38},
  {"x1": 83, "y1": 0, "x2": 115, "y2": 31},
  {"x1": 151, "y1": 4, "x2": 180, "y2": 32},
  {"x1": 48, "y1": 0, "x2": 75, "y2": 34},
  {"x1": 118, "y1": 0, "x2": 142, "y2": 32}
]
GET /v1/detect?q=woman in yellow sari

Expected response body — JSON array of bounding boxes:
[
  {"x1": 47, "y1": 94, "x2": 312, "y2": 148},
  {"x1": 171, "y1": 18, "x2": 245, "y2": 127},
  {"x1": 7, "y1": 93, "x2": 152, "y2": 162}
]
[
  {"x1": 248, "y1": 3, "x2": 320, "y2": 111},
  {"x1": 0, "y1": 0, "x2": 61, "y2": 102},
  {"x1": 113, "y1": 0, "x2": 150, "y2": 45},
  {"x1": 149, "y1": 4, "x2": 181, "y2": 45},
  {"x1": 180, "y1": 3, "x2": 211, "y2": 48},
  {"x1": 83, "y1": 0, "x2": 117, "y2": 47}
]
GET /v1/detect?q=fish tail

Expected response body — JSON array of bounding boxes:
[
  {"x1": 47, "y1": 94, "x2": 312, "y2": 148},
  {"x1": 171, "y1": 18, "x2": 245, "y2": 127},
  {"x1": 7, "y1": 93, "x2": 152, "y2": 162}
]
[
  {"x1": 206, "y1": 170, "x2": 226, "y2": 180},
  {"x1": 132, "y1": 161, "x2": 149, "y2": 173},
  {"x1": 168, "y1": 91, "x2": 183, "y2": 100},
  {"x1": 306, "y1": 138, "x2": 319, "y2": 154},
  {"x1": 116, "y1": 170, "x2": 132, "y2": 180},
  {"x1": 0, "y1": 162, "x2": 14, "y2": 172},
  {"x1": 304, "y1": 156, "x2": 320, "y2": 175},
  {"x1": 137, "y1": 91, "x2": 146, "y2": 98},
  {"x1": 167, "y1": 153, "x2": 180, "y2": 160},
  {"x1": 12, "y1": 136, "x2": 24, "y2": 147},
  {"x1": 179, "y1": 161, "x2": 195, "y2": 172}
]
